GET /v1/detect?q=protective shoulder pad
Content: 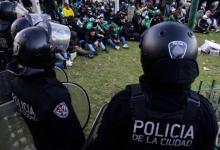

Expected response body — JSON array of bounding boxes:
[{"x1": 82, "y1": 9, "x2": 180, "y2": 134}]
[
  {"x1": 184, "y1": 91, "x2": 201, "y2": 122},
  {"x1": 129, "y1": 84, "x2": 148, "y2": 119},
  {"x1": 40, "y1": 78, "x2": 66, "y2": 94},
  {"x1": 130, "y1": 84, "x2": 143, "y2": 97}
]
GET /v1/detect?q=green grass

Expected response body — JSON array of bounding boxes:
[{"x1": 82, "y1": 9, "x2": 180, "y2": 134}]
[
  {"x1": 66, "y1": 33, "x2": 220, "y2": 134},
  {"x1": 194, "y1": 33, "x2": 220, "y2": 89},
  {"x1": 196, "y1": 33, "x2": 220, "y2": 46}
]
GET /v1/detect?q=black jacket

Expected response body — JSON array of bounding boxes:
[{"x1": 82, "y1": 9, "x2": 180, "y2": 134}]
[
  {"x1": 85, "y1": 33, "x2": 100, "y2": 44},
  {"x1": 0, "y1": 70, "x2": 14, "y2": 104},
  {"x1": 11, "y1": 71, "x2": 85, "y2": 150},
  {"x1": 87, "y1": 75, "x2": 218, "y2": 150}
]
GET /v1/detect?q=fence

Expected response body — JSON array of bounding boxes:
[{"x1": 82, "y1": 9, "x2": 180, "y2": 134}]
[{"x1": 193, "y1": 80, "x2": 220, "y2": 119}]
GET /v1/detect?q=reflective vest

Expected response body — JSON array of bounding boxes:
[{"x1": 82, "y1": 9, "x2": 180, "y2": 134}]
[{"x1": 128, "y1": 84, "x2": 201, "y2": 150}]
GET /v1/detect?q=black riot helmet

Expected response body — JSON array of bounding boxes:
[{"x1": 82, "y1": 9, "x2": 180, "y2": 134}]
[
  {"x1": 0, "y1": 1, "x2": 27, "y2": 22},
  {"x1": 140, "y1": 22, "x2": 199, "y2": 85},
  {"x1": 11, "y1": 17, "x2": 31, "y2": 38},
  {"x1": 0, "y1": 1, "x2": 17, "y2": 22},
  {"x1": 13, "y1": 26, "x2": 55, "y2": 68}
]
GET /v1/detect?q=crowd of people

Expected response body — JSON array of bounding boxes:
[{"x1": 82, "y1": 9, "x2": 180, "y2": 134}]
[
  {"x1": 42, "y1": 0, "x2": 219, "y2": 67},
  {"x1": 0, "y1": 0, "x2": 219, "y2": 69}
]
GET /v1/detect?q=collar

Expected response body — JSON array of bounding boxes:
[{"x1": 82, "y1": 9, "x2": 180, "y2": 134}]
[
  {"x1": 6, "y1": 61, "x2": 56, "y2": 78},
  {"x1": 139, "y1": 75, "x2": 191, "y2": 94}
]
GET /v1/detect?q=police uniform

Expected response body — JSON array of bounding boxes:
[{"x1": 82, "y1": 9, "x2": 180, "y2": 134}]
[
  {"x1": 88, "y1": 76, "x2": 218, "y2": 150},
  {"x1": 0, "y1": 70, "x2": 14, "y2": 104},
  {"x1": 11, "y1": 70, "x2": 85, "y2": 150},
  {"x1": 0, "y1": 1, "x2": 28, "y2": 71},
  {"x1": 0, "y1": 20, "x2": 13, "y2": 71},
  {"x1": 8, "y1": 26, "x2": 85, "y2": 150},
  {"x1": 0, "y1": 20, "x2": 13, "y2": 49},
  {"x1": 87, "y1": 22, "x2": 218, "y2": 150}
]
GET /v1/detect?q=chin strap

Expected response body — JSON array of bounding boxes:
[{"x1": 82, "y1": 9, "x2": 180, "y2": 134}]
[{"x1": 6, "y1": 61, "x2": 44, "y2": 76}]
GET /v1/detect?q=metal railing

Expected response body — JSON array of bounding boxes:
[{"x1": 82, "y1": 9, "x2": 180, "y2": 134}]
[{"x1": 193, "y1": 80, "x2": 220, "y2": 119}]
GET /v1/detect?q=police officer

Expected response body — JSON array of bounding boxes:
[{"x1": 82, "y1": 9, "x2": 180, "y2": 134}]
[
  {"x1": 87, "y1": 22, "x2": 218, "y2": 150},
  {"x1": 10, "y1": 16, "x2": 31, "y2": 38},
  {"x1": 11, "y1": 13, "x2": 50, "y2": 39},
  {"x1": 0, "y1": 70, "x2": 14, "y2": 104},
  {"x1": 7, "y1": 26, "x2": 85, "y2": 150},
  {"x1": 0, "y1": 1, "x2": 28, "y2": 71}
]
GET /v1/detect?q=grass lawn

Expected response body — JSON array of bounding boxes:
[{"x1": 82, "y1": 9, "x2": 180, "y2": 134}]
[{"x1": 66, "y1": 32, "x2": 220, "y2": 134}]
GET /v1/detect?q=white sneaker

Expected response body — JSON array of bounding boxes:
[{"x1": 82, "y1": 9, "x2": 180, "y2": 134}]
[
  {"x1": 115, "y1": 46, "x2": 120, "y2": 50},
  {"x1": 216, "y1": 29, "x2": 220, "y2": 33},
  {"x1": 66, "y1": 60, "x2": 73, "y2": 67},
  {"x1": 122, "y1": 44, "x2": 129, "y2": 48}
]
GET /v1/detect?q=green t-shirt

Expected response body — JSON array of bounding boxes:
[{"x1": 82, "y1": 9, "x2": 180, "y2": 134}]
[
  {"x1": 142, "y1": 18, "x2": 151, "y2": 28},
  {"x1": 101, "y1": 21, "x2": 109, "y2": 30},
  {"x1": 110, "y1": 23, "x2": 121, "y2": 37},
  {"x1": 86, "y1": 21, "x2": 93, "y2": 30}
]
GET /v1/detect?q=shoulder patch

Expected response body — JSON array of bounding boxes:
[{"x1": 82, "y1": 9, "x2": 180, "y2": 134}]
[{"x1": 53, "y1": 102, "x2": 69, "y2": 118}]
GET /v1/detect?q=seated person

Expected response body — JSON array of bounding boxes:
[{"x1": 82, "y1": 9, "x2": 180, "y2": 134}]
[
  {"x1": 55, "y1": 49, "x2": 72, "y2": 68},
  {"x1": 208, "y1": 16, "x2": 220, "y2": 32},
  {"x1": 121, "y1": 21, "x2": 140, "y2": 41},
  {"x1": 95, "y1": 16, "x2": 110, "y2": 45},
  {"x1": 62, "y1": 3, "x2": 74, "y2": 17},
  {"x1": 196, "y1": 6, "x2": 206, "y2": 22},
  {"x1": 206, "y1": 10, "x2": 219, "y2": 32},
  {"x1": 85, "y1": 28, "x2": 108, "y2": 58},
  {"x1": 142, "y1": 15, "x2": 151, "y2": 30},
  {"x1": 195, "y1": 15, "x2": 209, "y2": 33},
  {"x1": 150, "y1": 14, "x2": 164, "y2": 27},
  {"x1": 108, "y1": 22, "x2": 129, "y2": 50},
  {"x1": 132, "y1": 14, "x2": 145, "y2": 34},
  {"x1": 69, "y1": 31, "x2": 89, "y2": 56}
]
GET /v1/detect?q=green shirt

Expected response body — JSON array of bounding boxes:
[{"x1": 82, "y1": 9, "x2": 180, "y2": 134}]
[{"x1": 142, "y1": 19, "x2": 151, "y2": 29}]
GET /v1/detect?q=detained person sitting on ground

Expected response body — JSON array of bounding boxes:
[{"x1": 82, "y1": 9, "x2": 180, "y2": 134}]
[
  {"x1": 7, "y1": 26, "x2": 85, "y2": 150},
  {"x1": 85, "y1": 28, "x2": 108, "y2": 58},
  {"x1": 86, "y1": 22, "x2": 218, "y2": 150},
  {"x1": 195, "y1": 14, "x2": 210, "y2": 34},
  {"x1": 108, "y1": 21, "x2": 129, "y2": 50}
]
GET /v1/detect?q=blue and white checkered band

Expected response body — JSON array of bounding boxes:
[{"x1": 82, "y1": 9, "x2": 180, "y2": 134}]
[{"x1": 168, "y1": 41, "x2": 187, "y2": 59}]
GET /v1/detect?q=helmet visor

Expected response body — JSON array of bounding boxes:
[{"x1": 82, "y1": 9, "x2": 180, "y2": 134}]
[
  {"x1": 49, "y1": 22, "x2": 71, "y2": 52},
  {"x1": 14, "y1": 3, "x2": 28, "y2": 17},
  {"x1": 25, "y1": 13, "x2": 48, "y2": 25},
  {"x1": 37, "y1": 21, "x2": 71, "y2": 51}
]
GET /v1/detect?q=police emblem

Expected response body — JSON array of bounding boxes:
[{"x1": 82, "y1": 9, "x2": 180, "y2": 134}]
[
  {"x1": 0, "y1": 37, "x2": 8, "y2": 48},
  {"x1": 53, "y1": 102, "x2": 69, "y2": 118},
  {"x1": 168, "y1": 41, "x2": 187, "y2": 59}
]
